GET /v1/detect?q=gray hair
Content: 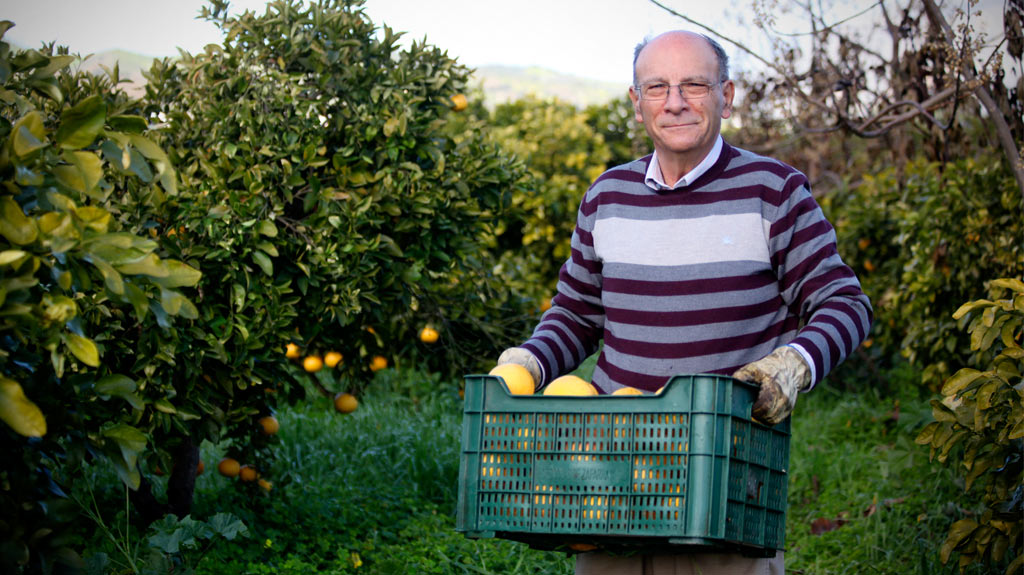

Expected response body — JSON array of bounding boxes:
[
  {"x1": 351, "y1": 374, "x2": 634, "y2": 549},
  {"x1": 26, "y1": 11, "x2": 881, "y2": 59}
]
[{"x1": 632, "y1": 32, "x2": 730, "y2": 86}]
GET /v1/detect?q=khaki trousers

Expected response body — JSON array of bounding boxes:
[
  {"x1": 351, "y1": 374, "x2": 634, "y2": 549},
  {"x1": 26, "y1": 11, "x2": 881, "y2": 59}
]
[{"x1": 574, "y1": 551, "x2": 783, "y2": 575}]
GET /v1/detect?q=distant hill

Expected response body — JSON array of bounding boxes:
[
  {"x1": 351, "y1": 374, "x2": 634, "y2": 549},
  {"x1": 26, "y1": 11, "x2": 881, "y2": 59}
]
[
  {"x1": 470, "y1": 65, "x2": 626, "y2": 108},
  {"x1": 34, "y1": 49, "x2": 625, "y2": 108}
]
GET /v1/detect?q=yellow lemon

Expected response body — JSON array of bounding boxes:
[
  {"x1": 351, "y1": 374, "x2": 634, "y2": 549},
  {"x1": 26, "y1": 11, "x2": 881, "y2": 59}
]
[
  {"x1": 543, "y1": 375, "x2": 598, "y2": 396},
  {"x1": 612, "y1": 386, "x2": 645, "y2": 396},
  {"x1": 488, "y1": 363, "x2": 535, "y2": 395}
]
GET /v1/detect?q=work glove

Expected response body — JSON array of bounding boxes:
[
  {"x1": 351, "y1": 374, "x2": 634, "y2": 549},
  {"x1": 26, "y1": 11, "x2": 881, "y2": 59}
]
[
  {"x1": 732, "y1": 346, "x2": 811, "y2": 425},
  {"x1": 496, "y1": 347, "x2": 543, "y2": 387}
]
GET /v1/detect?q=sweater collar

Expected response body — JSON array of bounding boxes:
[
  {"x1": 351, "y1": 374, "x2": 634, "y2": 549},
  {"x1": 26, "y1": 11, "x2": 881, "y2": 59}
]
[{"x1": 644, "y1": 135, "x2": 724, "y2": 191}]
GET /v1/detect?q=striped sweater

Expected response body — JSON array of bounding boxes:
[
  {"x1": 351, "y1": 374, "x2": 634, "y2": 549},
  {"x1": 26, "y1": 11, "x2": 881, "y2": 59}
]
[{"x1": 520, "y1": 141, "x2": 873, "y2": 394}]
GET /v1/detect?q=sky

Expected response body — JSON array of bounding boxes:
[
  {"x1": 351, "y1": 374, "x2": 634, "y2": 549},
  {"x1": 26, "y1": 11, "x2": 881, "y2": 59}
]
[{"x1": 1, "y1": 0, "x2": 1009, "y2": 86}]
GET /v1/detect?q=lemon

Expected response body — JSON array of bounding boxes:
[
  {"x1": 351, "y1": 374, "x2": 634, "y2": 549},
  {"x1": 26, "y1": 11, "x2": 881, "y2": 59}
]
[{"x1": 612, "y1": 386, "x2": 645, "y2": 396}]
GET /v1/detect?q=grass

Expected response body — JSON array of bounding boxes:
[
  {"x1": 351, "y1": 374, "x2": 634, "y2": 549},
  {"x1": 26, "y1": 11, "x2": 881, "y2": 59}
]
[{"x1": 77, "y1": 361, "x2": 1011, "y2": 574}]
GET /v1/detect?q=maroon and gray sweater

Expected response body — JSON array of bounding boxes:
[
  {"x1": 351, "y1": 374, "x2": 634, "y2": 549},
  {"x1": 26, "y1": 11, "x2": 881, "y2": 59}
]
[{"x1": 520, "y1": 141, "x2": 873, "y2": 394}]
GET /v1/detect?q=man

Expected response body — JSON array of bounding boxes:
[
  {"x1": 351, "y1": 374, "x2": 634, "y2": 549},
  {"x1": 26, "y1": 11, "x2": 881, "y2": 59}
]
[{"x1": 497, "y1": 31, "x2": 872, "y2": 574}]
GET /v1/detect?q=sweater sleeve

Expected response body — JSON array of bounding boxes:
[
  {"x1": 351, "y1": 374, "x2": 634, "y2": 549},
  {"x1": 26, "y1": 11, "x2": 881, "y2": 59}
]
[
  {"x1": 769, "y1": 175, "x2": 873, "y2": 387},
  {"x1": 520, "y1": 190, "x2": 605, "y2": 385}
]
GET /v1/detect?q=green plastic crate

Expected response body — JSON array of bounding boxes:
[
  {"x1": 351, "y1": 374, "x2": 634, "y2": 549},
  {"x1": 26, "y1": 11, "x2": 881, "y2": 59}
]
[{"x1": 455, "y1": 374, "x2": 790, "y2": 556}]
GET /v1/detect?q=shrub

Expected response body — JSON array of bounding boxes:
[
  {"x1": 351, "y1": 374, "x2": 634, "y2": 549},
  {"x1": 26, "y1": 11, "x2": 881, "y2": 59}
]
[{"x1": 916, "y1": 278, "x2": 1024, "y2": 573}]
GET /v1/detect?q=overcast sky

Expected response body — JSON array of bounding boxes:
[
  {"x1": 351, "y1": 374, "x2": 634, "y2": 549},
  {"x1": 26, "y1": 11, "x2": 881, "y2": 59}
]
[{"x1": 2, "y1": 0, "x2": 1009, "y2": 85}]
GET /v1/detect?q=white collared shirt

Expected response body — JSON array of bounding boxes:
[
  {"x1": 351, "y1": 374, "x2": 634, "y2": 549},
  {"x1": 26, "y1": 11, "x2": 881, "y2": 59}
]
[{"x1": 644, "y1": 135, "x2": 724, "y2": 190}]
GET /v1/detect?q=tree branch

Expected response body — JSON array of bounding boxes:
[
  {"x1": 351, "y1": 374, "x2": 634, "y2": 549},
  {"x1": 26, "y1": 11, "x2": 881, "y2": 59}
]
[{"x1": 921, "y1": 0, "x2": 1024, "y2": 199}]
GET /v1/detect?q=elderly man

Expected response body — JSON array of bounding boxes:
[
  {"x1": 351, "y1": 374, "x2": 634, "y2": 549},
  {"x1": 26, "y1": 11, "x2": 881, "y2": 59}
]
[{"x1": 498, "y1": 30, "x2": 872, "y2": 574}]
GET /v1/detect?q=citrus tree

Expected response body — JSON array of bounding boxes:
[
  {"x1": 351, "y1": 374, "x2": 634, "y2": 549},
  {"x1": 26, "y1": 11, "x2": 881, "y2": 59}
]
[
  {"x1": 0, "y1": 30, "x2": 202, "y2": 571},
  {"x1": 916, "y1": 278, "x2": 1024, "y2": 573},
  {"x1": 485, "y1": 95, "x2": 611, "y2": 304},
  {"x1": 133, "y1": 0, "x2": 535, "y2": 468}
]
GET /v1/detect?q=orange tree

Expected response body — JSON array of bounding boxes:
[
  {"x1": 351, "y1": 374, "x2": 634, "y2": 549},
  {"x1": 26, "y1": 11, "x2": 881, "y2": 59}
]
[
  {"x1": 0, "y1": 32, "x2": 202, "y2": 571},
  {"x1": 485, "y1": 95, "x2": 611, "y2": 304},
  {"x1": 133, "y1": 0, "x2": 534, "y2": 486}
]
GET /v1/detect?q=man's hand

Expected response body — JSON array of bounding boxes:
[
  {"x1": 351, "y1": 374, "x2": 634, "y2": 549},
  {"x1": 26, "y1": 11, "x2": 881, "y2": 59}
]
[
  {"x1": 496, "y1": 347, "x2": 542, "y2": 387},
  {"x1": 732, "y1": 346, "x2": 811, "y2": 425}
]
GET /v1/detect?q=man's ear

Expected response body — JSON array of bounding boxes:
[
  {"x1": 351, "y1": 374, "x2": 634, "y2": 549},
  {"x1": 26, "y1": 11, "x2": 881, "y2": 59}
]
[
  {"x1": 721, "y1": 80, "x2": 735, "y2": 119},
  {"x1": 628, "y1": 86, "x2": 643, "y2": 123}
]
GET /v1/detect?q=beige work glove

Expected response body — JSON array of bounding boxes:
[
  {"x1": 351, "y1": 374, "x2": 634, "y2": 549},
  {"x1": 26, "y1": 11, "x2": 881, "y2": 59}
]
[
  {"x1": 732, "y1": 346, "x2": 811, "y2": 425},
  {"x1": 496, "y1": 347, "x2": 543, "y2": 387}
]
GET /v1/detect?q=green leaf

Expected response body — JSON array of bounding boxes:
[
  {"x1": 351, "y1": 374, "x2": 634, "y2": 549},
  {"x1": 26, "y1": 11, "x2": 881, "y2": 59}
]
[
  {"x1": 116, "y1": 253, "x2": 169, "y2": 277},
  {"x1": 154, "y1": 398, "x2": 176, "y2": 414},
  {"x1": 0, "y1": 376, "x2": 47, "y2": 437},
  {"x1": 915, "y1": 421, "x2": 940, "y2": 445},
  {"x1": 82, "y1": 233, "x2": 157, "y2": 265},
  {"x1": 0, "y1": 196, "x2": 38, "y2": 246},
  {"x1": 161, "y1": 288, "x2": 198, "y2": 319},
  {"x1": 150, "y1": 260, "x2": 201, "y2": 288},
  {"x1": 65, "y1": 333, "x2": 100, "y2": 367},
  {"x1": 257, "y1": 220, "x2": 278, "y2": 237},
  {"x1": 942, "y1": 369, "x2": 985, "y2": 397},
  {"x1": 124, "y1": 283, "x2": 149, "y2": 321},
  {"x1": 90, "y1": 256, "x2": 125, "y2": 296},
  {"x1": 940, "y1": 518, "x2": 978, "y2": 564},
  {"x1": 102, "y1": 423, "x2": 147, "y2": 469},
  {"x1": 207, "y1": 513, "x2": 249, "y2": 540},
  {"x1": 990, "y1": 278, "x2": 1024, "y2": 294},
  {"x1": 94, "y1": 375, "x2": 137, "y2": 399},
  {"x1": 0, "y1": 250, "x2": 29, "y2": 267},
  {"x1": 11, "y1": 111, "x2": 47, "y2": 157},
  {"x1": 252, "y1": 250, "x2": 273, "y2": 276},
  {"x1": 64, "y1": 150, "x2": 104, "y2": 194},
  {"x1": 56, "y1": 95, "x2": 106, "y2": 150},
  {"x1": 108, "y1": 115, "x2": 148, "y2": 133}
]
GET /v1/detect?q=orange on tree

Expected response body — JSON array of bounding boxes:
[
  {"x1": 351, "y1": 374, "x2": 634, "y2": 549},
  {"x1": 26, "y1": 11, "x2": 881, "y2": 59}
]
[
  {"x1": 450, "y1": 93, "x2": 468, "y2": 111},
  {"x1": 334, "y1": 392, "x2": 359, "y2": 414},
  {"x1": 196, "y1": 460, "x2": 205, "y2": 476},
  {"x1": 217, "y1": 457, "x2": 241, "y2": 478},
  {"x1": 419, "y1": 326, "x2": 440, "y2": 344},
  {"x1": 257, "y1": 415, "x2": 279, "y2": 436},
  {"x1": 488, "y1": 363, "x2": 535, "y2": 395},
  {"x1": 285, "y1": 342, "x2": 301, "y2": 359},
  {"x1": 258, "y1": 478, "x2": 273, "y2": 492},
  {"x1": 543, "y1": 375, "x2": 598, "y2": 396},
  {"x1": 324, "y1": 351, "x2": 343, "y2": 368},
  {"x1": 369, "y1": 355, "x2": 388, "y2": 372},
  {"x1": 303, "y1": 355, "x2": 324, "y2": 373},
  {"x1": 239, "y1": 465, "x2": 258, "y2": 482}
]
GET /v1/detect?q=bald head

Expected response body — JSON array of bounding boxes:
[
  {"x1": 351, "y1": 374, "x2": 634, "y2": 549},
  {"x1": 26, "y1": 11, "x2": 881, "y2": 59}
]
[{"x1": 632, "y1": 31, "x2": 730, "y2": 86}]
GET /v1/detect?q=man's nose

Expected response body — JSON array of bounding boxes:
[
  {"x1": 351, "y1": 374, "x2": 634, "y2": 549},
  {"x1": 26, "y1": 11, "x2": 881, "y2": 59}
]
[{"x1": 662, "y1": 86, "x2": 690, "y2": 111}]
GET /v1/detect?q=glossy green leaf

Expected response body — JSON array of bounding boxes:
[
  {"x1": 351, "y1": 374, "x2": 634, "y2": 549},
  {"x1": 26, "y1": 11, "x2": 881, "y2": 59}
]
[
  {"x1": 942, "y1": 368, "x2": 985, "y2": 397},
  {"x1": 65, "y1": 333, "x2": 100, "y2": 367},
  {"x1": 161, "y1": 289, "x2": 198, "y2": 319},
  {"x1": 94, "y1": 375, "x2": 137, "y2": 399},
  {"x1": 257, "y1": 220, "x2": 278, "y2": 237},
  {"x1": 64, "y1": 150, "x2": 104, "y2": 194},
  {"x1": 102, "y1": 423, "x2": 147, "y2": 469},
  {"x1": 108, "y1": 115, "x2": 148, "y2": 133},
  {"x1": 0, "y1": 376, "x2": 47, "y2": 437},
  {"x1": 56, "y1": 95, "x2": 106, "y2": 150},
  {"x1": 252, "y1": 250, "x2": 273, "y2": 276},
  {"x1": 940, "y1": 519, "x2": 979, "y2": 563},
  {"x1": 90, "y1": 256, "x2": 125, "y2": 295},
  {"x1": 0, "y1": 197, "x2": 37, "y2": 246},
  {"x1": 0, "y1": 250, "x2": 29, "y2": 267},
  {"x1": 150, "y1": 260, "x2": 201, "y2": 288},
  {"x1": 116, "y1": 253, "x2": 169, "y2": 277},
  {"x1": 82, "y1": 233, "x2": 157, "y2": 265},
  {"x1": 11, "y1": 111, "x2": 47, "y2": 157}
]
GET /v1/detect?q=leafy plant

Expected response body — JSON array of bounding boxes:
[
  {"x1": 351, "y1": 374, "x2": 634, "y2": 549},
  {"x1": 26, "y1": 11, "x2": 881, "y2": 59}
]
[
  {"x1": 0, "y1": 25, "x2": 202, "y2": 572},
  {"x1": 916, "y1": 278, "x2": 1024, "y2": 573}
]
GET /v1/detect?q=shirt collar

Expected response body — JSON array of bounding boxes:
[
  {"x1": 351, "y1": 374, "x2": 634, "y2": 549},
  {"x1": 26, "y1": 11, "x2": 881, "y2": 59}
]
[{"x1": 644, "y1": 135, "x2": 723, "y2": 190}]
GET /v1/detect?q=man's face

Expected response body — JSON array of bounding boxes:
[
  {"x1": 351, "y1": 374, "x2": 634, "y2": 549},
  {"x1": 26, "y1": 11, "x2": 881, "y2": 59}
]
[{"x1": 629, "y1": 32, "x2": 734, "y2": 172}]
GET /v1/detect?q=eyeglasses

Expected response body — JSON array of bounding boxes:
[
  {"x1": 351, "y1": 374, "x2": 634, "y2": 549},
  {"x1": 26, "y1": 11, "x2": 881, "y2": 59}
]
[{"x1": 636, "y1": 81, "x2": 720, "y2": 101}]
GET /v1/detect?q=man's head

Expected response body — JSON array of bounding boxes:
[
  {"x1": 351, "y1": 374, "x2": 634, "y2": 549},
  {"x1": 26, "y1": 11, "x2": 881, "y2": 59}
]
[{"x1": 629, "y1": 31, "x2": 735, "y2": 179}]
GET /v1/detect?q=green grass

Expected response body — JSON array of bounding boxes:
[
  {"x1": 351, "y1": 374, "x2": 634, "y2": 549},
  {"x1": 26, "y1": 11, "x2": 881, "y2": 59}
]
[{"x1": 77, "y1": 362, "x2": 1010, "y2": 574}]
